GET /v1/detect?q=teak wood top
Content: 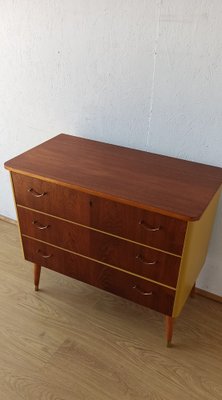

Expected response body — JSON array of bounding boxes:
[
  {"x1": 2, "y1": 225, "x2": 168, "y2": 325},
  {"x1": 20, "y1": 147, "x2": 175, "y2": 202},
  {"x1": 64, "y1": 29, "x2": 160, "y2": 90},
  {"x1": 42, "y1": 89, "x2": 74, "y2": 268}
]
[{"x1": 4, "y1": 133, "x2": 222, "y2": 221}]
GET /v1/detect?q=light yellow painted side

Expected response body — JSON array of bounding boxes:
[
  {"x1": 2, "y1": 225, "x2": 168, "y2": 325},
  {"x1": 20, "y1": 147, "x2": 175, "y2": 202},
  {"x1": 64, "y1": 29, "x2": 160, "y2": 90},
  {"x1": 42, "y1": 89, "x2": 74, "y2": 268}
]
[{"x1": 173, "y1": 188, "x2": 221, "y2": 318}]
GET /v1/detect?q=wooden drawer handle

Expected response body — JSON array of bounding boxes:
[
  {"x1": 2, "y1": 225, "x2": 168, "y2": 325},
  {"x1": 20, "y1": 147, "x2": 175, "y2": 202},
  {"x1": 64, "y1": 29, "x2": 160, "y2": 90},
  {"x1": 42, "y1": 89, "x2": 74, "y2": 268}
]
[
  {"x1": 28, "y1": 188, "x2": 47, "y2": 197},
  {"x1": 37, "y1": 249, "x2": 52, "y2": 258},
  {"x1": 136, "y1": 254, "x2": 157, "y2": 265},
  {"x1": 133, "y1": 285, "x2": 153, "y2": 296},
  {"x1": 32, "y1": 220, "x2": 50, "y2": 230},
  {"x1": 139, "y1": 220, "x2": 160, "y2": 232}
]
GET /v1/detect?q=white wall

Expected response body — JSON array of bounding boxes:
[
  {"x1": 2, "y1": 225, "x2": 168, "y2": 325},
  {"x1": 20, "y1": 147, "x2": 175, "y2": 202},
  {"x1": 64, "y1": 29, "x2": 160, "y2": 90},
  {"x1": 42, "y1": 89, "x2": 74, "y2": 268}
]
[{"x1": 0, "y1": 0, "x2": 222, "y2": 295}]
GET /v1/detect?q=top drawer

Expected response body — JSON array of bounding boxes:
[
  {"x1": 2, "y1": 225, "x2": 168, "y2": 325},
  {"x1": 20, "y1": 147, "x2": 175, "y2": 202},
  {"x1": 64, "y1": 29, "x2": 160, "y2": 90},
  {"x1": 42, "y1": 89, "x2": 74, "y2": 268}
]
[{"x1": 12, "y1": 173, "x2": 187, "y2": 255}]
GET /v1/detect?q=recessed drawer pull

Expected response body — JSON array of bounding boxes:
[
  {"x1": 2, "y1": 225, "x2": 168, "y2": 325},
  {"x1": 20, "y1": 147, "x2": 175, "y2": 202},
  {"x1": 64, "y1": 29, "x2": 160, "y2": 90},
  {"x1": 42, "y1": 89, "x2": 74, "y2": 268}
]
[
  {"x1": 32, "y1": 220, "x2": 50, "y2": 230},
  {"x1": 136, "y1": 254, "x2": 157, "y2": 265},
  {"x1": 133, "y1": 285, "x2": 153, "y2": 296},
  {"x1": 139, "y1": 220, "x2": 160, "y2": 232},
  {"x1": 28, "y1": 188, "x2": 47, "y2": 197},
  {"x1": 37, "y1": 249, "x2": 52, "y2": 258}
]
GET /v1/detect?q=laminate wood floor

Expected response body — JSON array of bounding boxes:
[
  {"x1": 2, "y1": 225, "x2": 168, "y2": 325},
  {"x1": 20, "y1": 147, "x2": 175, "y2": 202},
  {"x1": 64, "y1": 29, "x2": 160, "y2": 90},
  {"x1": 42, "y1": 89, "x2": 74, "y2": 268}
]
[{"x1": 0, "y1": 220, "x2": 222, "y2": 400}]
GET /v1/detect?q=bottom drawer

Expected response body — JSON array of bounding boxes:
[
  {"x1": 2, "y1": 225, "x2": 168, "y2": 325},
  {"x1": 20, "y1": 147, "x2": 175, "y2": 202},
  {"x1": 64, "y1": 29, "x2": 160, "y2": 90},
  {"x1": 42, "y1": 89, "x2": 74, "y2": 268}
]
[{"x1": 22, "y1": 237, "x2": 175, "y2": 316}]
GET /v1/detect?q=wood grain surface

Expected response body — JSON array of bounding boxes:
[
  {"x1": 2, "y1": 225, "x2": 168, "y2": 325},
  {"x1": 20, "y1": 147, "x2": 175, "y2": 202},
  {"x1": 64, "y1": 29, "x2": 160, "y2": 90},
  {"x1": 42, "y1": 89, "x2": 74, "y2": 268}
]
[
  {"x1": 13, "y1": 173, "x2": 187, "y2": 254},
  {"x1": 22, "y1": 236, "x2": 175, "y2": 316},
  {"x1": 5, "y1": 134, "x2": 222, "y2": 220},
  {"x1": 18, "y1": 207, "x2": 181, "y2": 287},
  {"x1": 1, "y1": 220, "x2": 222, "y2": 400}
]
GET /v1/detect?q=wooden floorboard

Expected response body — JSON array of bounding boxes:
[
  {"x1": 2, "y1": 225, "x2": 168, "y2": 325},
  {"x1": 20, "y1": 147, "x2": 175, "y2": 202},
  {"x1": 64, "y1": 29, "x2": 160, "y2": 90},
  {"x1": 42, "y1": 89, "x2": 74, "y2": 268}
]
[{"x1": 0, "y1": 220, "x2": 222, "y2": 400}]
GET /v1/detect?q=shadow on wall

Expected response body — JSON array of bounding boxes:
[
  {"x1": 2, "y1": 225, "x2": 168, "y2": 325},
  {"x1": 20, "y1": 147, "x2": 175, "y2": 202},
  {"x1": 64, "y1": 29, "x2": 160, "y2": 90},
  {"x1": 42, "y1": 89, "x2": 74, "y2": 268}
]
[{"x1": 72, "y1": 91, "x2": 150, "y2": 152}]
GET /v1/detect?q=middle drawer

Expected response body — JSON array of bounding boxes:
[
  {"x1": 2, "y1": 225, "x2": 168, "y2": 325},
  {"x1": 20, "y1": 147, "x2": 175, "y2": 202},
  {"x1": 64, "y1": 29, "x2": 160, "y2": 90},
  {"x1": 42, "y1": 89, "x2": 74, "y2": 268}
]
[{"x1": 18, "y1": 207, "x2": 180, "y2": 288}]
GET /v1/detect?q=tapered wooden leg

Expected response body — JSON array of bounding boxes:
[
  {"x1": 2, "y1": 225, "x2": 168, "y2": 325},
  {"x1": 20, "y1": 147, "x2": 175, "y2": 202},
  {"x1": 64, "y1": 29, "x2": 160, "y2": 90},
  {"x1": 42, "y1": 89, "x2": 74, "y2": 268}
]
[
  {"x1": 165, "y1": 316, "x2": 173, "y2": 347},
  {"x1": 190, "y1": 282, "x2": 196, "y2": 298},
  {"x1": 34, "y1": 263, "x2": 41, "y2": 291}
]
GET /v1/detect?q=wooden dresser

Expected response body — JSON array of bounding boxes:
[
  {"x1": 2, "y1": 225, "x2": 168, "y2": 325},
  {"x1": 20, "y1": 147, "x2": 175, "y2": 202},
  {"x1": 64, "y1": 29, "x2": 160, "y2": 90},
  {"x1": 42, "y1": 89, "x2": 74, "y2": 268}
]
[{"x1": 4, "y1": 134, "x2": 222, "y2": 345}]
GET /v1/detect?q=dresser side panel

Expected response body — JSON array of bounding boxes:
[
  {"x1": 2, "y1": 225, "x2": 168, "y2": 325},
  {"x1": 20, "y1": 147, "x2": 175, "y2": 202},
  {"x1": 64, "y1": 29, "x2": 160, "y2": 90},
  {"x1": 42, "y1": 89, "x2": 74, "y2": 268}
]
[
  {"x1": 173, "y1": 188, "x2": 221, "y2": 318},
  {"x1": 9, "y1": 172, "x2": 25, "y2": 258}
]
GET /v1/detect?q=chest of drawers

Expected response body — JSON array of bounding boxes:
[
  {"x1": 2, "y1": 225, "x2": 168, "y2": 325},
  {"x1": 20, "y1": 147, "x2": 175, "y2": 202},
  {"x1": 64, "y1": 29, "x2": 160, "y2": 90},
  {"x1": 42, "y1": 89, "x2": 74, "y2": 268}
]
[{"x1": 4, "y1": 134, "x2": 222, "y2": 345}]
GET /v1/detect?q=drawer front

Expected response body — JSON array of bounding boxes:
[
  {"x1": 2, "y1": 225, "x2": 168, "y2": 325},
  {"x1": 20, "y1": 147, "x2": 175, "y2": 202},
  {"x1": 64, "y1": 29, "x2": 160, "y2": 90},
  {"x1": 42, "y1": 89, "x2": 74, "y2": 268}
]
[
  {"x1": 18, "y1": 207, "x2": 181, "y2": 288},
  {"x1": 13, "y1": 173, "x2": 187, "y2": 255},
  {"x1": 91, "y1": 196, "x2": 186, "y2": 255},
  {"x1": 12, "y1": 173, "x2": 91, "y2": 226},
  {"x1": 22, "y1": 237, "x2": 175, "y2": 316}
]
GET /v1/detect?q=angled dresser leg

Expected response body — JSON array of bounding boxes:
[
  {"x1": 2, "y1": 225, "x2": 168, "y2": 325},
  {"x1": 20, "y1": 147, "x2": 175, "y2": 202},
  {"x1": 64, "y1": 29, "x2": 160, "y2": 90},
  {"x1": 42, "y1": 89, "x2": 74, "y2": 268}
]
[
  {"x1": 34, "y1": 264, "x2": 41, "y2": 291},
  {"x1": 165, "y1": 316, "x2": 173, "y2": 347},
  {"x1": 190, "y1": 282, "x2": 196, "y2": 298}
]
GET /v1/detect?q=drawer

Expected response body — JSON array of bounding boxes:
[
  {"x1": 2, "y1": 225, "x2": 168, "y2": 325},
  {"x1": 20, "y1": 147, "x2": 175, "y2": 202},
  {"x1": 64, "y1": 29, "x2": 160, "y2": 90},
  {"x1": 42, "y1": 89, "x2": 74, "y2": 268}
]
[
  {"x1": 91, "y1": 196, "x2": 186, "y2": 255},
  {"x1": 18, "y1": 207, "x2": 181, "y2": 288},
  {"x1": 13, "y1": 173, "x2": 187, "y2": 255},
  {"x1": 12, "y1": 173, "x2": 91, "y2": 226},
  {"x1": 22, "y1": 236, "x2": 175, "y2": 316}
]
